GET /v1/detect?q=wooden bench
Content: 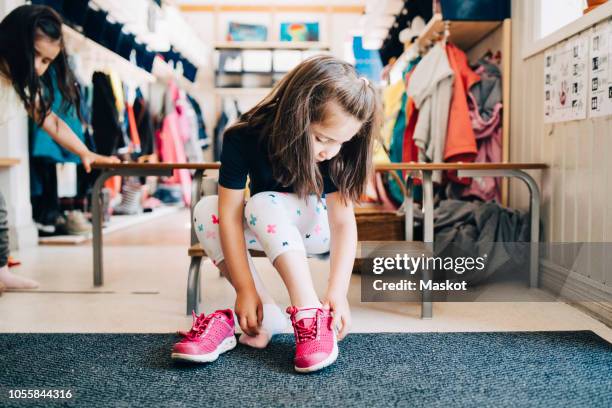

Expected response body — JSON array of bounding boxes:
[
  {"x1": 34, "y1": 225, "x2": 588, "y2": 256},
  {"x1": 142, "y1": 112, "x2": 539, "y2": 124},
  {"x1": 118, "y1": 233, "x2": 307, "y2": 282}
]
[
  {"x1": 188, "y1": 242, "x2": 431, "y2": 266},
  {"x1": 188, "y1": 244, "x2": 265, "y2": 258},
  {"x1": 88, "y1": 162, "x2": 546, "y2": 320},
  {"x1": 184, "y1": 162, "x2": 547, "y2": 320}
]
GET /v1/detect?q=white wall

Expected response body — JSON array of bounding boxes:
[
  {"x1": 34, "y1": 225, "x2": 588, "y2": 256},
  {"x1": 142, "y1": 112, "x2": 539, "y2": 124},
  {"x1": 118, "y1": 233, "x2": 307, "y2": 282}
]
[
  {"x1": 510, "y1": 0, "x2": 612, "y2": 315},
  {"x1": 510, "y1": 0, "x2": 612, "y2": 245},
  {"x1": 0, "y1": 0, "x2": 37, "y2": 250}
]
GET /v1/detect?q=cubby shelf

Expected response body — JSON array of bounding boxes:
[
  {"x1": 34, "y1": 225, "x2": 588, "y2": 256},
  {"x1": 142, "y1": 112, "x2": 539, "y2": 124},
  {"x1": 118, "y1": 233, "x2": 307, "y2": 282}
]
[{"x1": 416, "y1": 13, "x2": 502, "y2": 51}]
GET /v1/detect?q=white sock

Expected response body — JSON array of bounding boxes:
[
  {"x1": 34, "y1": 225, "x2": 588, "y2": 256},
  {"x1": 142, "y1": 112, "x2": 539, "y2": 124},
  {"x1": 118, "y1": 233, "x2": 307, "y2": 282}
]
[
  {"x1": 261, "y1": 303, "x2": 289, "y2": 333},
  {"x1": 294, "y1": 303, "x2": 323, "y2": 321},
  {"x1": 239, "y1": 303, "x2": 288, "y2": 349},
  {"x1": 0, "y1": 266, "x2": 39, "y2": 289}
]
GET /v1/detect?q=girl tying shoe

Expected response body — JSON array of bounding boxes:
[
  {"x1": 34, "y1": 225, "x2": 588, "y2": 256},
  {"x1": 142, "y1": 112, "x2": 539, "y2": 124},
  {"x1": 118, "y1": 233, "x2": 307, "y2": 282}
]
[{"x1": 172, "y1": 55, "x2": 381, "y2": 373}]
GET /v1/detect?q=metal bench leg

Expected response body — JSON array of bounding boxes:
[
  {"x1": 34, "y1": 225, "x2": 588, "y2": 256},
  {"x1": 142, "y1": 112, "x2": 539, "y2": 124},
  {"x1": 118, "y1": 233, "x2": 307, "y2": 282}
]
[
  {"x1": 187, "y1": 169, "x2": 206, "y2": 315},
  {"x1": 421, "y1": 268, "x2": 433, "y2": 319},
  {"x1": 186, "y1": 256, "x2": 202, "y2": 315},
  {"x1": 197, "y1": 268, "x2": 202, "y2": 304},
  {"x1": 92, "y1": 168, "x2": 170, "y2": 287},
  {"x1": 421, "y1": 170, "x2": 434, "y2": 319},
  {"x1": 92, "y1": 171, "x2": 113, "y2": 287},
  {"x1": 402, "y1": 175, "x2": 415, "y2": 241},
  {"x1": 517, "y1": 170, "x2": 541, "y2": 288}
]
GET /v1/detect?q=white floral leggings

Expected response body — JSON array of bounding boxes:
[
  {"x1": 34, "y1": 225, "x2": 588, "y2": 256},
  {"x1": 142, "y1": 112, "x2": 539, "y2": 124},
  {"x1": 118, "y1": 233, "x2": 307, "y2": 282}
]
[{"x1": 193, "y1": 192, "x2": 331, "y2": 266}]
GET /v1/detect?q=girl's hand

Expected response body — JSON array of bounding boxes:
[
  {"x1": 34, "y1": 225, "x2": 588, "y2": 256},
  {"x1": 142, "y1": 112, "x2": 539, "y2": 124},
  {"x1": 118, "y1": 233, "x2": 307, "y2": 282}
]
[
  {"x1": 235, "y1": 288, "x2": 263, "y2": 336},
  {"x1": 80, "y1": 151, "x2": 120, "y2": 173},
  {"x1": 40, "y1": 113, "x2": 120, "y2": 172},
  {"x1": 322, "y1": 292, "x2": 351, "y2": 340}
]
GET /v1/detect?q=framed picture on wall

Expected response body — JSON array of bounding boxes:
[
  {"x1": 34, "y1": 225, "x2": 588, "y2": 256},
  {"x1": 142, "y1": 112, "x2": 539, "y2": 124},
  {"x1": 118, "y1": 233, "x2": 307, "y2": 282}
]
[
  {"x1": 280, "y1": 22, "x2": 319, "y2": 42},
  {"x1": 227, "y1": 22, "x2": 268, "y2": 41}
]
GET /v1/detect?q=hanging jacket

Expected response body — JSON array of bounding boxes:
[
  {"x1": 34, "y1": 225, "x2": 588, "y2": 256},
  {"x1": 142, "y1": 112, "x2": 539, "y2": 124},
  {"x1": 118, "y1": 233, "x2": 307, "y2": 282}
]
[
  {"x1": 407, "y1": 43, "x2": 454, "y2": 183},
  {"x1": 213, "y1": 99, "x2": 240, "y2": 161},
  {"x1": 156, "y1": 82, "x2": 192, "y2": 205},
  {"x1": 187, "y1": 95, "x2": 209, "y2": 148},
  {"x1": 459, "y1": 59, "x2": 504, "y2": 202},
  {"x1": 401, "y1": 57, "x2": 421, "y2": 170},
  {"x1": 389, "y1": 57, "x2": 420, "y2": 166},
  {"x1": 462, "y1": 81, "x2": 504, "y2": 202},
  {"x1": 92, "y1": 72, "x2": 123, "y2": 156},
  {"x1": 133, "y1": 93, "x2": 155, "y2": 156},
  {"x1": 174, "y1": 88, "x2": 203, "y2": 164},
  {"x1": 388, "y1": 57, "x2": 421, "y2": 204},
  {"x1": 213, "y1": 111, "x2": 228, "y2": 162},
  {"x1": 157, "y1": 112, "x2": 192, "y2": 205},
  {"x1": 470, "y1": 59, "x2": 503, "y2": 121},
  {"x1": 444, "y1": 44, "x2": 479, "y2": 164},
  {"x1": 377, "y1": 79, "x2": 405, "y2": 163},
  {"x1": 108, "y1": 71, "x2": 126, "y2": 116},
  {"x1": 126, "y1": 102, "x2": 142, "y2": 153}
]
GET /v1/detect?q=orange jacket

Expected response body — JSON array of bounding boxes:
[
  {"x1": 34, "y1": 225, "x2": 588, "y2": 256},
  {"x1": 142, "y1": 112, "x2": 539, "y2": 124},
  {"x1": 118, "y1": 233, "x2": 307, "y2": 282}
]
[{"x1": 444, "y1": 44, "x2": 480, "y2": 162}]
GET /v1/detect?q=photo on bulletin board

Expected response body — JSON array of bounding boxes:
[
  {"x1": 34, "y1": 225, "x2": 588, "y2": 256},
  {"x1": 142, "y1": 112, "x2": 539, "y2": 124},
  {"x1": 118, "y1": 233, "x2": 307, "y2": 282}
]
[
  {"x1": 227, "y1": 22, "x2": 268, "y2": 42},
  {"x1": 280, "y1": 22, "x2": 319, "y2": 42}
]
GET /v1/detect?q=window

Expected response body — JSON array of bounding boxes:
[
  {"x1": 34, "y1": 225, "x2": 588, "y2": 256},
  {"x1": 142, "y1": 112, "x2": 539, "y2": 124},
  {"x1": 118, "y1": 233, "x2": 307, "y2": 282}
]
[{"x1": 538, "y1": 0, "x2": 586, "y2": 39}]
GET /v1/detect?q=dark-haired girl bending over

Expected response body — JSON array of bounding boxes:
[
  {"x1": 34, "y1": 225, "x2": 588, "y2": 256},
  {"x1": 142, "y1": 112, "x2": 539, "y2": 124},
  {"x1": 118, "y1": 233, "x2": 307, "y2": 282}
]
[{"x1": 0, "y1": 5, "x2": 119, "y2": 290}]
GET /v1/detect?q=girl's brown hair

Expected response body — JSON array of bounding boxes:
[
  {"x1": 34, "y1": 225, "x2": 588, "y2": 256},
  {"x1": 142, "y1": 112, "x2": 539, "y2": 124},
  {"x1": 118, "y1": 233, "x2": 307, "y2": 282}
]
[{"x1": 227, "y1": 55, "x2": 381, "y2": 203}]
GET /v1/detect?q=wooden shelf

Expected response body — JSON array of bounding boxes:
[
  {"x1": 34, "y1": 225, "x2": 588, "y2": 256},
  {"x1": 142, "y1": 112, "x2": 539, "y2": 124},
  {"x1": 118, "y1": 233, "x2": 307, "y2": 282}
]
[
  {"x1": 0, "y1": 158, "x2": 20, "y2": 168},
  {"x1": 214, "y1": 87, "x2": 273, "y2": 96},
  {"x1": 214, "y1": 41, "x2": 330, "y2": 50},
  {"x1": 417, "y1": 14, "x2": 502, "y2": 51}
]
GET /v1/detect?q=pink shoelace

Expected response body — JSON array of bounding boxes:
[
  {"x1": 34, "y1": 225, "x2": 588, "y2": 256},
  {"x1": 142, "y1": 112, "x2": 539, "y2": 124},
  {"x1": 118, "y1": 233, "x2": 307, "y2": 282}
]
[
  {"x1": 288, "y1": 307, "x2": 325, "y2": 343},
  {"x1": 178, "y1": 311, "x2": 221, "y2": 341}
]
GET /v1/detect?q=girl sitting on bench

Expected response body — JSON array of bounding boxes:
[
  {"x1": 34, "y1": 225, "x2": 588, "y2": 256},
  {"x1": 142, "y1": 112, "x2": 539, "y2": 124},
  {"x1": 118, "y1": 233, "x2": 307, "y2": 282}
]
[{"x1": 173, "y1": 56, "x2": 381, "y2": 373}]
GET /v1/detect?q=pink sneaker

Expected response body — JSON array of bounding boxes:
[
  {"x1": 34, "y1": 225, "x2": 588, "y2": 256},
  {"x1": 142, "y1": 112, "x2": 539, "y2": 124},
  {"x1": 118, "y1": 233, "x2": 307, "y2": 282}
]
[
  {"x1": 171, "y1": 309, "x2": 237, "y2": 363},
  {"x1": 286, "y1": 306, "x2": 338, "y2": 373}
]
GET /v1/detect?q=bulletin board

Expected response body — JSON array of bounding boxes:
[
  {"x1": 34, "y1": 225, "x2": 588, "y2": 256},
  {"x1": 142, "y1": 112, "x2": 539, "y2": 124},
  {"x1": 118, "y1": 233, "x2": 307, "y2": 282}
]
[{"x1": 544, "y1": 17, "x2": 612, "y2": 122}]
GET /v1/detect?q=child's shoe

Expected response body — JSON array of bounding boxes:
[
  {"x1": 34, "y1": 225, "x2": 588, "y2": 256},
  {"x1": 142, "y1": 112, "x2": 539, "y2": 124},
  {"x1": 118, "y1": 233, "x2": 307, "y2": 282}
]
[
  {"x1": 286, "y1": 306, "x2": 338, "y2": 373},
  {"x1": 171, "y1": 309, "x2": 236, "y2": 363}
]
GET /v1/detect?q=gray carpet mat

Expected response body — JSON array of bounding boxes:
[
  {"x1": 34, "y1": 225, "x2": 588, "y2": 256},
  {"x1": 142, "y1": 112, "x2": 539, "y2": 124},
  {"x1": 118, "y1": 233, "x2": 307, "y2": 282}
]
[{"x1": 1, "y1": 331, "x2": 611, "y2": 407}]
